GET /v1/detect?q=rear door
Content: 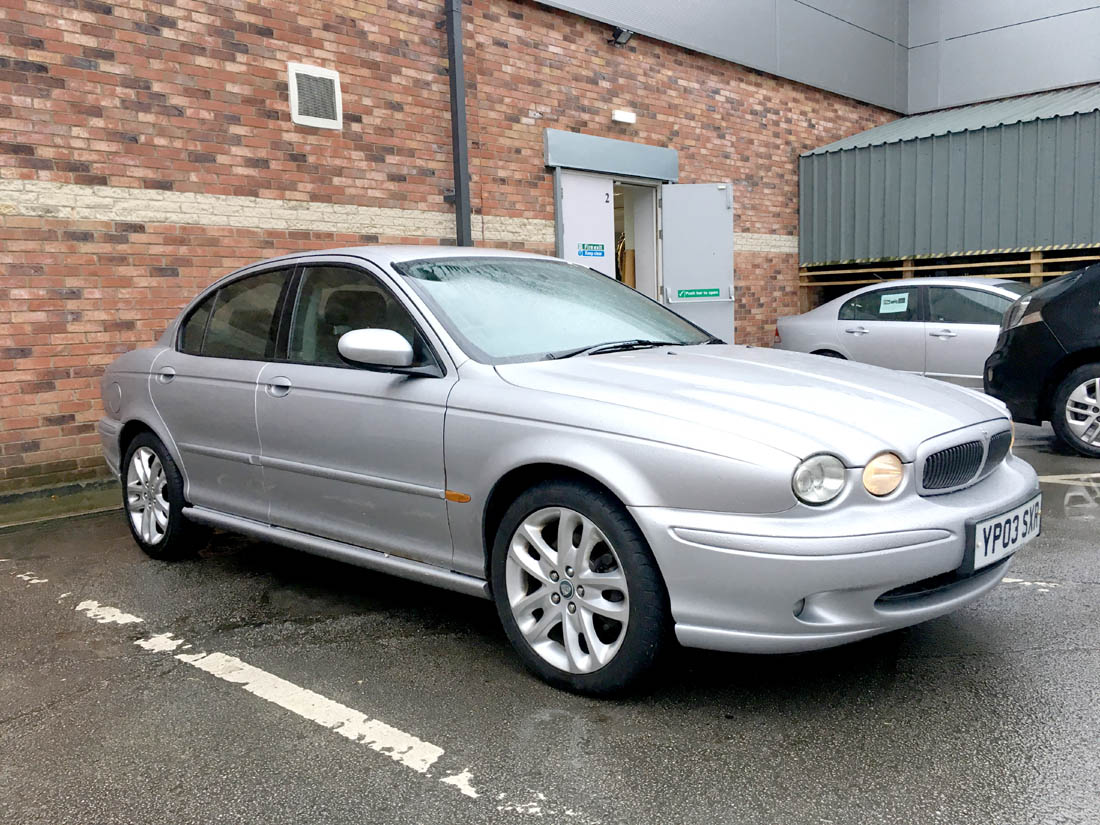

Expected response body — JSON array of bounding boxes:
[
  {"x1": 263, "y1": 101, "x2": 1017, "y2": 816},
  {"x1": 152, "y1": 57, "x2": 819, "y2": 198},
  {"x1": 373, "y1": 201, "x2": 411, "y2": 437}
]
[
  {"x1": 660, "y1": 183, "x2": 735, "y2": 341},
  {"x1": 149, "y1": 266, "x2": 292, "y2": 522},
  {"x1": 925, "y1": 285, "x2": 1014, "y2": 387},
  {"x1": 835, "y1": 284, "x2": 925, "y2": 373}
]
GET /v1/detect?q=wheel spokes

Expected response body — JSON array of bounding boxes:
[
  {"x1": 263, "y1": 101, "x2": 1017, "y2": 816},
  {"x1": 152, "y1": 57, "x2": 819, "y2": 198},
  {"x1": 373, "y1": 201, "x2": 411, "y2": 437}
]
[{"x1": 503, "y1": 505, "x2": 630, "y2": 675}]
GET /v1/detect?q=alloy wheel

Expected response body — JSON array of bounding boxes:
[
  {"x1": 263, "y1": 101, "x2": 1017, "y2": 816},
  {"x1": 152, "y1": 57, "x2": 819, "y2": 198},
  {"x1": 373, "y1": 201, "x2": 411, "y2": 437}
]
[
  {"x1": 1065, "y1": 378, "x2": 1100, "y2": 446},
  {"x1": 126, "y1": 446, "x2": 169, "y2": 545},
  {"x1": 504, "y1": 507, "x2": 630, "y2": 674}
]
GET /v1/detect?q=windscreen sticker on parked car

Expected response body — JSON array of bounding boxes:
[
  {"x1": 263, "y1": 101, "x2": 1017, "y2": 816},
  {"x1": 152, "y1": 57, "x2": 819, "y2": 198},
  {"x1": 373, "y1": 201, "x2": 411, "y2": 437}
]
[{"x1": 879, "y1": 292, "x2": 909, "y2": 314}]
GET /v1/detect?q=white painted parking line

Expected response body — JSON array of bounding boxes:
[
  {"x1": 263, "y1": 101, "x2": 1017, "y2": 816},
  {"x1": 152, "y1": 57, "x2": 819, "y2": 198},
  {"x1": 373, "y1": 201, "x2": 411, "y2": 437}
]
[
  {"x1": 6, "y1": 569, "x2": 600, "y2": 823},
  {"x1": 75, "y1": 600, "x2": 143, "y2": 625},
  {"x1": 177, "y1": 650, "x2": 446, "y2": 775},
  {"x1": 15, "y1": 571, "x2": 48, "y2": 584},
  {"x1": 1038, "y1": 472, "x2": 1100, "y2": 485}
]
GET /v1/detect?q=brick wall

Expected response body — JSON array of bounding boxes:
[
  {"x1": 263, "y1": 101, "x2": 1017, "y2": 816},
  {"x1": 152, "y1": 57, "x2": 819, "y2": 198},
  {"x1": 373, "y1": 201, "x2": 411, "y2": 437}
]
[{"x1": 0, "y1": 0, "x2": 894, "y2": 493}]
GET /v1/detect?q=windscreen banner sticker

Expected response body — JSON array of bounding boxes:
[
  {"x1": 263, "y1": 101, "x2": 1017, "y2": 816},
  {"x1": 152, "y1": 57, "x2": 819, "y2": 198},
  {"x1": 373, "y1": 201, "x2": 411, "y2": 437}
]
[
  {"x1": 577, "y1": 243, "x2": 605, "y2": 257},
  {"x1": 879, "y1": 292, "x2": 909, "y2": 314}
]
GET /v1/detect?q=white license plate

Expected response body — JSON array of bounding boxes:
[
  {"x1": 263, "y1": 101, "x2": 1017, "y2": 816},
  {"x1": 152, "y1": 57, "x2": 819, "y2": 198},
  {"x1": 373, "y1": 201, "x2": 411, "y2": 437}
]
[{"x1": 972, "y1": 494, "x2": 1041, "y2": 571}]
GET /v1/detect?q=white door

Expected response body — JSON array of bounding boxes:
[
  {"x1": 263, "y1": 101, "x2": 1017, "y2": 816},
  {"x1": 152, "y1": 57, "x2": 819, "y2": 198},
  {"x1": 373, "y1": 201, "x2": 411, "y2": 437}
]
[
  {"x1": 558, "y1": 170, "x2": 615, "y2": 277},
  {"x1": 660, "y1": 183, "x2": 735, "y2": 341}
]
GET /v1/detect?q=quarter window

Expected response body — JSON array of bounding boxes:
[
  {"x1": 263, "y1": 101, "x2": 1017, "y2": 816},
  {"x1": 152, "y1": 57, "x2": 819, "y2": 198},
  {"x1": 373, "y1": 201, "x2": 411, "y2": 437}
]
[
  {"x1": 287, "y1": 265, "x2": 431, "y2": 368},
  {"x1": 838, "y1": 286, "x2": 921, "y2": 322},
  {"x1": 181, "y1": 268, "x2": 287, "y2": 360},
  {"x1": 928, "y1": 287, "x2": 1012, "y2": 325}
]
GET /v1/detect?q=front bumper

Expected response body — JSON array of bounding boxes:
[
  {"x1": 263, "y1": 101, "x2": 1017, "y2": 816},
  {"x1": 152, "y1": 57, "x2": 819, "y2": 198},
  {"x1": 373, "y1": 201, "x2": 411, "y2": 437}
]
[{"x1": 629, "y1": 455, "x2": 1039, "y2": 654}]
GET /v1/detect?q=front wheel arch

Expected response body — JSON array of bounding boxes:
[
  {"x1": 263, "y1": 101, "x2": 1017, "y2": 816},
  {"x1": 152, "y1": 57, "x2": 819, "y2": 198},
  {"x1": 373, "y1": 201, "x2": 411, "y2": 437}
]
[{"x1": 482, "y1": 463, "x2": 636, "y2": 583}]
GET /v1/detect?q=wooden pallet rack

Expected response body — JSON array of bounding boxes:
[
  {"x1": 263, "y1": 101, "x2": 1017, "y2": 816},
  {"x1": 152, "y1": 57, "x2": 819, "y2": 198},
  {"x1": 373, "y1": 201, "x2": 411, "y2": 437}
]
[{"x1": 798, "y1": 246, "x2": 1100, "y2": 312}]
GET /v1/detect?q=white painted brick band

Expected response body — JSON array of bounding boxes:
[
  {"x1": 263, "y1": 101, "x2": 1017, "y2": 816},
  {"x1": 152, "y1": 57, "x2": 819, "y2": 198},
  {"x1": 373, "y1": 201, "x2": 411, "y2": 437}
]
[
  {"x1": 0, "y1": 177, "x2": 556, "y2": 244},
  {"x1": 0, "y1": 176, "x2": 798, "y2": 252}
]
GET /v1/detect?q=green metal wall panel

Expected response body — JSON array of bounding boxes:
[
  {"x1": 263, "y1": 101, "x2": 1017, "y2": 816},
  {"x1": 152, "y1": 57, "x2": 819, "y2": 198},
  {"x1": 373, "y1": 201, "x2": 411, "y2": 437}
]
[{"x1": 799, "y1": 111, "x2": 1100, "y2": 264}]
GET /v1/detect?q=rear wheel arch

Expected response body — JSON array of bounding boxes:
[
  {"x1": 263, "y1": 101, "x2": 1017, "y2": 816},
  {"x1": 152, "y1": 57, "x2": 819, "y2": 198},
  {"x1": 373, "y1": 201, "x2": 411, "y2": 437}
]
[{"x1": 118, "y1": 418, "x2": 189, "y2": 499}]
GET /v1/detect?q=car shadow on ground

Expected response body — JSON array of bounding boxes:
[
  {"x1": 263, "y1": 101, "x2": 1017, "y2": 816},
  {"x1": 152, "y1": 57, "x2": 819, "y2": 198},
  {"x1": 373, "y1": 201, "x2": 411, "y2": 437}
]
[{"x1": 195, "y1": 528, "x2": 969, "y2": 711}]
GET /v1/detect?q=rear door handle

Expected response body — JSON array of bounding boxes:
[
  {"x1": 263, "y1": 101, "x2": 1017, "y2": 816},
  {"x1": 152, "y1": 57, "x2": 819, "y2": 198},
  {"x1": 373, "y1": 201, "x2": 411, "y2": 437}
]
[
  {"x1": 156, "y1": 366, "x2": 176, "y2": 384},
  {"x1": 930, "y1": 329, "x2": 958, "y2": 339},
  {"x1": 265, "y1": 376, "x2": 292, "y2": 397},
  {"x1": 844, "y1": 326, "x2": 869, "y2": 336}
]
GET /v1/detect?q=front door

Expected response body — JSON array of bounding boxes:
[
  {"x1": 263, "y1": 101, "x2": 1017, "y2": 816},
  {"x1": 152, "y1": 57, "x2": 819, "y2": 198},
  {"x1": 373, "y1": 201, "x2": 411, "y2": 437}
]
[
  {"x1": 149, "y1": 266, "x2": 291, "y2": 522},
  {"x1": 924, "y1": 285, "x2": 1014, "y2": 387},
  {"x1": 255, "y1": 261, "x2": 456, "y2": 568},
  {"x1": 660, "y1": 183, "x2": 735, "y2": 341},
  {"x1": 834, "y1": 284, "x2": 925, "y2": 373}
]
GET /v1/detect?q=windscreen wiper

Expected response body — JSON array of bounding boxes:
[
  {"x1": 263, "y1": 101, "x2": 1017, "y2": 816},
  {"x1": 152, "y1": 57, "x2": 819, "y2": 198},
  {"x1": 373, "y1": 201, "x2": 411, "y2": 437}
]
[{"x1": 548, "y1": 339, "x2": 685, "y2": 359}]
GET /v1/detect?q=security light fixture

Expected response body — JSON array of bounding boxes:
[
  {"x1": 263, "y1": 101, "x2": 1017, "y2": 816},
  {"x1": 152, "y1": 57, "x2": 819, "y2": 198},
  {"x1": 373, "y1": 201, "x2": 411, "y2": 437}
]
[{"x1": 609, "y1": 27, "x2": 634, "y2": 46}]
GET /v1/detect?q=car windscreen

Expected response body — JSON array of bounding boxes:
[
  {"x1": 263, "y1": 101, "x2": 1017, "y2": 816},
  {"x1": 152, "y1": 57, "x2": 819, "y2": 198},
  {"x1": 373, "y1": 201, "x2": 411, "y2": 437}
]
[{"x1": 393, "y1": 257, "x2": 713, "y2": 364}]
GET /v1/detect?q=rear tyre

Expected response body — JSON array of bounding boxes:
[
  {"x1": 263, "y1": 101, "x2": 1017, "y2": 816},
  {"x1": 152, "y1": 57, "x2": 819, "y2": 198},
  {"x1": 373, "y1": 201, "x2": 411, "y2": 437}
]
[
  {"x1": 812, "y1": 349, "x2": 846, "y2": 359},
  {"x1": 121, "y1": 432, "x2": 206, "y2": 559},
  {"x1": 1051, "y1": 364, "x2": 1100, "y2": 458},
  {"x1": 490, "y1": 480, "x2": 669, "y2": 695}
]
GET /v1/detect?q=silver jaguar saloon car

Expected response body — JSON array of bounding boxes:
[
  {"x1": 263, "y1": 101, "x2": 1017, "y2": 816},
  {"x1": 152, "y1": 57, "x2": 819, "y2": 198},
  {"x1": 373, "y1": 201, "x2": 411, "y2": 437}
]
[{"x1": 98, "y1": 247, "x2": 1041, "y2": 694}]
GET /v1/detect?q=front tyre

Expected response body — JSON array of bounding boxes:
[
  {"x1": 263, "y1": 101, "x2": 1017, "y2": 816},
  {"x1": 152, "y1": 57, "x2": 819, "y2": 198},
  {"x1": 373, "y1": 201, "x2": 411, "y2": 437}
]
[
  {"x1": 490, "y1": 480, "x2": 669, "y2": 695},
  {"x1": 1051, "y1": 365, "x2": 1100, "y2": 458},
  {"x1": 122, "y1": 432, "x2": 204, "y2": 559}
]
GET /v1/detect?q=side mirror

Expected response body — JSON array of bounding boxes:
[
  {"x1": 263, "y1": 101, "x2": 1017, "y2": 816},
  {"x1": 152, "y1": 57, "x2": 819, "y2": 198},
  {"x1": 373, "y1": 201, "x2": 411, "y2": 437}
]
[{"x1": 337, "y1": 328, "x2": 414, "y2": 368}]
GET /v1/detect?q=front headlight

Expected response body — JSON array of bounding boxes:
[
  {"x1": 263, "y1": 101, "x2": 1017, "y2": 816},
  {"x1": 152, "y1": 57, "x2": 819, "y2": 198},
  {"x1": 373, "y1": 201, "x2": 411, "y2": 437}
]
[
  {"x1": 1001, "y1": 295, "x2": 1042, "y2": 331},
  {"x1": 862, "y1": 452, "x2": 904, "y2": 496},
  {"x1": 792, "y1": 454, "x2": 846, "y2": 505}
]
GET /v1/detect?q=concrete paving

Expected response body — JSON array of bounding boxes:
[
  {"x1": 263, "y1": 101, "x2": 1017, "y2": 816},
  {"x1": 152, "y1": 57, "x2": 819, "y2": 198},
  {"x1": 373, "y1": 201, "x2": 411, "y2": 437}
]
[{"x1": 1, "y1": 424, "x2": 1097, "y2": 824}]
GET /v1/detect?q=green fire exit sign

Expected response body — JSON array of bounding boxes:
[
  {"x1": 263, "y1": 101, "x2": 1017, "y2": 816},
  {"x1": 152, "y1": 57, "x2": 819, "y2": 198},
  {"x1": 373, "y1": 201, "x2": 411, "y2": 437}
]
[{"x1": 677, "y1": 288, "x2": 721, "y2": 298}]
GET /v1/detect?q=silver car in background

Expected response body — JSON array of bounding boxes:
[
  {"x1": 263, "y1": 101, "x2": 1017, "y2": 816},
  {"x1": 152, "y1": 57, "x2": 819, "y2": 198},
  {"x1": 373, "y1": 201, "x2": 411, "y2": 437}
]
[
  {"x1": 98, "y1": 248, "x2": 1040, "y2": 694},
  {"x1": 775, "y1": 277, "x2": 1032, "y2": 387}
]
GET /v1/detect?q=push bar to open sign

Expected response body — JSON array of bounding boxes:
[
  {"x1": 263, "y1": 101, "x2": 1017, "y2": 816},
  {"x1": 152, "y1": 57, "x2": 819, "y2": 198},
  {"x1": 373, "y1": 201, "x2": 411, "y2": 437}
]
[{"x1": 666, "y1": 286, "x2": 734, "y2": 303}]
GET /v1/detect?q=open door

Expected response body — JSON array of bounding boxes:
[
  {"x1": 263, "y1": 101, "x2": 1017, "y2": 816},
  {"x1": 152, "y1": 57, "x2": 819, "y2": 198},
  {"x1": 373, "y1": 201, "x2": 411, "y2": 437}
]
[
  {"x1": 557, "y1": 170, "x2": 616, "y2": 277},
  {"x1": 660, "y1": 183, "x2": 734, "y2": 341}
]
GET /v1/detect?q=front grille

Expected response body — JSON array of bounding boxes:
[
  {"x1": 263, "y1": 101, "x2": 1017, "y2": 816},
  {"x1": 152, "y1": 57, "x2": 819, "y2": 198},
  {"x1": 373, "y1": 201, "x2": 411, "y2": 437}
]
[
  {"x1": 922, "y1": 440, "x2": 983, "y2": 490},
  {"x1": 981, "y1": 430, "x2": 1012, "y2": 477}
]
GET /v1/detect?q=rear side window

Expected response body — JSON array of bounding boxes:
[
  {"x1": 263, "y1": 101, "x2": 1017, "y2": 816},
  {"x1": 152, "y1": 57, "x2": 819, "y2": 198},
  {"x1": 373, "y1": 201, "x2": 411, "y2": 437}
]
[
  {"x1": 839, "y1": 285, "x2": 921, "y2": 322},
  {"x1": 179, "y1": 268, "x2": 288, "y2": 360},
  {"x1": 928, "y1": 286, "x2": 1012, "y2": 325}
]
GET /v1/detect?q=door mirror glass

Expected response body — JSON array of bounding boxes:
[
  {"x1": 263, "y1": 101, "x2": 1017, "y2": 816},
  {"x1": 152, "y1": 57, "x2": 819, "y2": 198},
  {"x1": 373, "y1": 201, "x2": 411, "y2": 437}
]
[{"x1": 338, "y1": 328, "x2": 414, "y2": 368}]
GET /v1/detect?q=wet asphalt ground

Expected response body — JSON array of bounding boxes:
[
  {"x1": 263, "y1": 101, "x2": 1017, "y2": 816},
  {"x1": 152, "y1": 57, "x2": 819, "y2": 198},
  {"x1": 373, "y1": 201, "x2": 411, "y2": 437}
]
[{"x1": 1, "y1": 423, "x2": 1098, "y2": 825}]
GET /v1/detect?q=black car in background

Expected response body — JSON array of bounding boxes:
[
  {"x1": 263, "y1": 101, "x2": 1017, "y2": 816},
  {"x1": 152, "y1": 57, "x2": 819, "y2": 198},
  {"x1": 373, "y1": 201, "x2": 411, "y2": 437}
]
[{"x1": 986, "y1": 262, "x2": 1100, "y2": 457}]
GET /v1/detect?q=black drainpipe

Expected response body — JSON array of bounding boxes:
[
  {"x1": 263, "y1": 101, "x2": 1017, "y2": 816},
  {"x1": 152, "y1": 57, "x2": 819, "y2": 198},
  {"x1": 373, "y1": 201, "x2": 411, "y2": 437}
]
[{"x1": 445, "y1": 0, "x2": 473, "y2": 246}]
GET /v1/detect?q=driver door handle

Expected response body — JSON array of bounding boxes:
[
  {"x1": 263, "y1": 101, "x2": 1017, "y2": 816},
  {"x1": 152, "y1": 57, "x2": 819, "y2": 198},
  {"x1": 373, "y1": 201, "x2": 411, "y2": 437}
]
[
  {"x1": 844, "y1": 326, "x2": 869, "y2": 336},
  {"x1": 265, "y1": 376, "x2": 292, "y2": 398},
  {"x1": 156, "y1": 366, "x2": 176, "y2": 384},
  {"x1": 930, "y1": 329, "x2": 958, "y2": 339}
]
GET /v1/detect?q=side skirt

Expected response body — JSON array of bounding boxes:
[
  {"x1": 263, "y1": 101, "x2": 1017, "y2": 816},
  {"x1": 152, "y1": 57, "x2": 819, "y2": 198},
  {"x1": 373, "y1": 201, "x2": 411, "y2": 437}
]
[{"x1": 183, "y1": 505, "x2": 491, "y2": 600}]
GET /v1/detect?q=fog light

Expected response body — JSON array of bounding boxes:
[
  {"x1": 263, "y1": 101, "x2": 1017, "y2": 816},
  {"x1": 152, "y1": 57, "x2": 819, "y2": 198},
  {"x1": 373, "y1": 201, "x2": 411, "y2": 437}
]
[{"x1": 862, "y1": 452, "x2": 903, "y2": 496}]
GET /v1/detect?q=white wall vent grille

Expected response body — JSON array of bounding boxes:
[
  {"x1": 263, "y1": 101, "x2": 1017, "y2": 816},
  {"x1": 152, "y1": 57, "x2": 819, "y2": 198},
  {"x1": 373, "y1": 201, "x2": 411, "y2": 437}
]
[{"x1": 287, "y1": 62, "x2": 342, "y2": 130}]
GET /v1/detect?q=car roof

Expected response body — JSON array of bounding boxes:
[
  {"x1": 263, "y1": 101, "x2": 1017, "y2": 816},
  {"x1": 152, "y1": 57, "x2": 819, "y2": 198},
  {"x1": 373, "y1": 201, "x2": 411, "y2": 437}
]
[
  {"x1": 850, "y1": 276, "x2": 1019, "y2": 289},
  {"x1": 235, "y1": 245, "x2": 560, "y2": 272}
]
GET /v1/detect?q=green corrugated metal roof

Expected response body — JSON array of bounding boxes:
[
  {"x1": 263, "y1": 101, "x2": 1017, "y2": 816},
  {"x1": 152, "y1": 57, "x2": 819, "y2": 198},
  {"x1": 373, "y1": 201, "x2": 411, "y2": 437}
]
[{"x1": 804, "y1": 83, "x2": 1100, "y2": 156}]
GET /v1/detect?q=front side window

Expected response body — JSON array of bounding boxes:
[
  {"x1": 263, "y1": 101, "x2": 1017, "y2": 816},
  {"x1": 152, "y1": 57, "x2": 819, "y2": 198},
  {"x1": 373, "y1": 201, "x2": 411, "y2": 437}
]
[
  {"x1": 928, "y1": 286, "x2": 1013, "y2": 325},
  {"x1": 287, "y1": 265, "x2": 431, "y2": 367},
  {"x1": 394, "y1": 257, "x2": 712, "y2": 364},
  {"x1": 180, "y1": 268, "x2": 287, "y2": 359},
  {"x1": 838, "y1": 285, "x2": 921, "y2": 323}
]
